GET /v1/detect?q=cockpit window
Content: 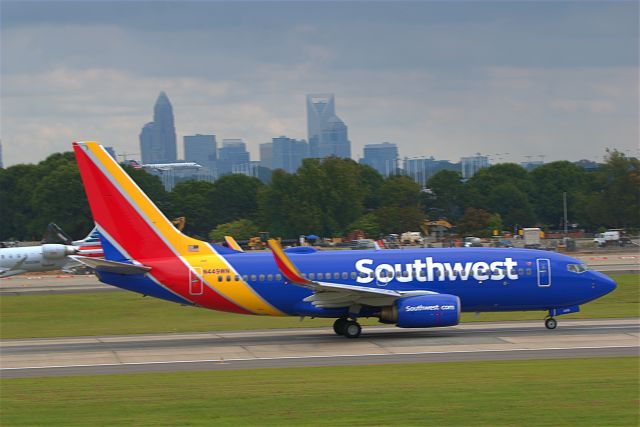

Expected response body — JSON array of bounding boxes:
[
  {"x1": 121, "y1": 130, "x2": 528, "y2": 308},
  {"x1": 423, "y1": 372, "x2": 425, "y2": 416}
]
[{"x1": 567, "y1": 263, "x2": 589, "y2": 273}]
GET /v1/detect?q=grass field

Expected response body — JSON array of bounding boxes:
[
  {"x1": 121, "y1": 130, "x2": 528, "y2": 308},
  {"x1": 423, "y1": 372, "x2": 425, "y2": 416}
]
[
  {"x1": 1, "y1": 273, "x2": 637, "y2": 339},
  {"x1": 1, "y1": 358, "x2": 638, "y2": 426}
]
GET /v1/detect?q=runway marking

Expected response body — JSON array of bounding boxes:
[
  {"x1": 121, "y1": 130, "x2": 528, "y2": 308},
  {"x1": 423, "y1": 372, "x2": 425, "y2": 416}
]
[{"x1": 2, "y1": 344, "x2": 637, "y2": 372}]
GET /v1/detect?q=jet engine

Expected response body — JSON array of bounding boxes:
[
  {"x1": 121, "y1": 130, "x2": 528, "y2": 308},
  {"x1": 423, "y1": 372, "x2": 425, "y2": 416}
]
[
  {"x1": 378, "y1": 294, "x2": 461, "y2": 328},
  {"x1": 41, "y1": 244, "x2": 77, "y2": 259}
]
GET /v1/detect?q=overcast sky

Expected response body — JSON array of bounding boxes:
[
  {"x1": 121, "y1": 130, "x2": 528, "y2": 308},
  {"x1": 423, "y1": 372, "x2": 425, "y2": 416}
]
[{"x1": 1, "y1": 0, "x2": 638, "y2": 167}]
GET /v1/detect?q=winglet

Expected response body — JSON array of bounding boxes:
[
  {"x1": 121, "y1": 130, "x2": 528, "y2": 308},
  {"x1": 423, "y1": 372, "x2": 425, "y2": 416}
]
[
  {"x1": 224, "y1": 236, "x2": 244, "y2": 252},
  {"x1": 267, "y1": 239, "x2": 311, "y2": 285}
]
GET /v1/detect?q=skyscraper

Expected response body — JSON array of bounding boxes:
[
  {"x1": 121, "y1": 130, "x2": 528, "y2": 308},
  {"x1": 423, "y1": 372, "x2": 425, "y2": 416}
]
[
  {"x1": 184, "y1": 134, "x2": 217, "y2": 172},
  {"x1": 360, "y1": 142, "x2": 398, "y2": 177},
  {"x1": 307, "y1": 94, "x2": 351, "y2": 159},
  {"x1": 140, "y1": 92, "x2": 177, "y2": 164},
  {"x1": 217, "y1": 138, "x2": 250, "y2": 176},
  {"x1": 271, "y1": 136, "x2": 309, "y2": 173},
  {"x1": 461, "y1": 154, "x2": 489, "y2": 179}
]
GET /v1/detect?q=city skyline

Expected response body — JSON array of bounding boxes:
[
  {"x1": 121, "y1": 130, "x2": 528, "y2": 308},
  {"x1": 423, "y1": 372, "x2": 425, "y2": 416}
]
[{"x1": 1, "y1": 1, "x2": 638, "y2": 167}]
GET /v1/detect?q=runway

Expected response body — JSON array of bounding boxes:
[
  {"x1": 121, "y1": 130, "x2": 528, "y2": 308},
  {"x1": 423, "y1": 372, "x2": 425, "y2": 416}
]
[{"x1": 2, "y1": 318, "x2": 637, "y2": 378}]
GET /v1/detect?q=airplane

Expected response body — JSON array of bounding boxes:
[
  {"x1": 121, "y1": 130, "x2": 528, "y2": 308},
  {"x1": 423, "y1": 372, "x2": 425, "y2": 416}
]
[
  {"x1": 0, "y1": 227, "x2": 103, "y2": 278},
  {"x1": 71, "y1": 141, "x2": 617, "y2": 338}
]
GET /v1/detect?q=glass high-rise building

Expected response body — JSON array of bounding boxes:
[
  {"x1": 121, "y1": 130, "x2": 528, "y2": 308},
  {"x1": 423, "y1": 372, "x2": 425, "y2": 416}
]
[
  {"x1": 461, "y1": 154, "x2": 489, "y2": 179},
  {"x1": 271, "y1": 136, "x2": 309, "y2": 173},
  {"x1": 217, "y1": 139, "x2": 250, "y2": 176},
  {"x1": 360, "y1": 142, "x2": 398, "y2": 177},
  {"x1": 306, "y1": 94, "x2": 351, "y2": 159},
  {"x1": 184, "y1": 134, "x2": 217, "y2": 172},
  {"x1": 140, "y1": 92, "x2": 177, "y2": 164}
]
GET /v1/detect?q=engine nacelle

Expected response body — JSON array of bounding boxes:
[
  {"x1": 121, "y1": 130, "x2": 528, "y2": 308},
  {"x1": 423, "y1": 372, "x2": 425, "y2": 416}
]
[
  {"x1": 42, "y1": 244, "x2": 77, "y2": 259},
  {"x1": 379, "y1": 294, "x2": 461, "y2": 328}
]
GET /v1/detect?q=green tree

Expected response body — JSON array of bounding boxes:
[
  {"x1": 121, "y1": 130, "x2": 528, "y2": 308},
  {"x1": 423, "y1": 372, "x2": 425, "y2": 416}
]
[
  {"x1": 425, "y1": 170, "x2": 464, "y2": 221},
  {"x1": 169, "y1": 180, "x2": 216, "y2": 237},
  {"x1": 211, "y1": 174, "x2": 263, "y2": 225},
  {"x1": 530, "y1": 161, "x2": 588, "y2": 228},
  {"x1": 0, "y1": 164, "x2": 40, "y2": 240},
  {"x1": 580, "y1": 150, "x2": 640, "y2": 229},
  {"x1": 457, "y1": 208, "x2": 497, "y2": 237},
  {"x1": 209, "y1": 219, "x2": 259, "y2": 242},
  {"x1": 465, "y1": 164, "x2": 536, "y2": 228},
  {"x1": 346, "y1": 213, "x2": 381, "y2": 238}
]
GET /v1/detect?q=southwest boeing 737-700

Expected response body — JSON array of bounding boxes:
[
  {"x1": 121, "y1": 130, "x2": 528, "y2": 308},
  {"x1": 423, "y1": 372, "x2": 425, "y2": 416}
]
[{"x1": 71, "y1": 141, "x2": 616, "y2": 338}]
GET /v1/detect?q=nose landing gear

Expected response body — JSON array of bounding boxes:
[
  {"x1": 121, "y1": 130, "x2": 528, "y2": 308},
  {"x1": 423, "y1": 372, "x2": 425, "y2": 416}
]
[
  {"x1": 333, "y1": 318, "x2": 362, "y2": 338},
  {"x1": 545, "y1": 317, "x2": 557, "y2": 330}
]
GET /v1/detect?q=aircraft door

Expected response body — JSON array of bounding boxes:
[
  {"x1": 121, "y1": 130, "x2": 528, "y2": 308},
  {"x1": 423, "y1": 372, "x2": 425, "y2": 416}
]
[
  {"x1": 537, "y1": 258, "x2": 551, "y2": 287},
  {"x1": 189, "y1": 267, "x2": 204, "y2": 295}
]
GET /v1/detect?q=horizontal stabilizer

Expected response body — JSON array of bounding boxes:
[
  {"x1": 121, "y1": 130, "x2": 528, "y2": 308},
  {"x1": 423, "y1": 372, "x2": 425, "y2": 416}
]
[{"x1": 69, "y1": 255, "x2": 151, "y2": 275}]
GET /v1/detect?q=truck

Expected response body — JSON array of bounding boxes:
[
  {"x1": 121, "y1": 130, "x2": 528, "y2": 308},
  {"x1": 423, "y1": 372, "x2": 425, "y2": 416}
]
[
  {"x1": 523, "y1": 227, "x2": 542, "y2": 248},
  {"x1": 593, "y1": 230, "x2": 631, "y2": 247},
  {"x1": 400, "y1": 232, "x2": 423, "y2": 245}
]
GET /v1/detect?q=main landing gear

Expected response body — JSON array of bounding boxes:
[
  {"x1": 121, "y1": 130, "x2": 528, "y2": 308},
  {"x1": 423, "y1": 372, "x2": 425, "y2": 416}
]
[
  {"x1": 545, "y1": 317, "x2": 557, "y2": 330},
  {"x1": 333, "y1": 318, "x2": 362, "y2": 338}
]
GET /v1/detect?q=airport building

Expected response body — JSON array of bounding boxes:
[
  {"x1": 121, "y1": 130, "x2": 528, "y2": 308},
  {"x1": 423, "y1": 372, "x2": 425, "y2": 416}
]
[
  {"x1": 139, "y1": 92, "x2": 177, "y2": 164},
  {"x1": 360, "y1": 142, "x2": 399, "y2": 177},
  {"x1": 142, "y1": 162, "x2": 212, "y2": 191},
  {"x1": 307, "y1": 94, "x2": 351, "y2": 159}
]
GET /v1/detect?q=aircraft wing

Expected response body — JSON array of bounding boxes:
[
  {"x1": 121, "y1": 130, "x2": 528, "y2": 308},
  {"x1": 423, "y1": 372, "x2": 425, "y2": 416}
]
[
  {"x1": 0, "y1": 256, "x2": 28, "y2": 278},
  {"x1": 267, "y1": 239, "x2": 434, "y2": 308}
]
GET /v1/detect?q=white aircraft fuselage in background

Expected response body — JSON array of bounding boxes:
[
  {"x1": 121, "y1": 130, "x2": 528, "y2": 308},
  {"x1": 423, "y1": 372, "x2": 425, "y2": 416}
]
[{"x1": 0, "y1": 244, "x2": 77, "y2": 278}]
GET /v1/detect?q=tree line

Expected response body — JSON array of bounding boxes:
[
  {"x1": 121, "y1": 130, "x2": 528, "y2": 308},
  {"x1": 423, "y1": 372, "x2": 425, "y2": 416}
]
[{"x1": 0, "y1": 150, "x2": 638, "y2": 242}]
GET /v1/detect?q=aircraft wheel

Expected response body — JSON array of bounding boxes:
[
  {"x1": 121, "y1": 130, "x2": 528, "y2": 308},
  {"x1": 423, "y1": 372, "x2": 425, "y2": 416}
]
[
  {"x1": 333, "y1": 318, "x2": 348, "y2": 335},
  {"x1": 343, "y1": 320, "x2": 362, "y2": 339},
  {"x1": 545, "y1": 317, "x2": 557, "y2": 330}
]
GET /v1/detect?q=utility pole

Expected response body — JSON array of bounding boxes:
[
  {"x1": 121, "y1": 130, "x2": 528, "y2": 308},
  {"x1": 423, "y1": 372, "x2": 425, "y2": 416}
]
[{"x1": 563, "y1": 192, "x2": 568, "y2": 237}]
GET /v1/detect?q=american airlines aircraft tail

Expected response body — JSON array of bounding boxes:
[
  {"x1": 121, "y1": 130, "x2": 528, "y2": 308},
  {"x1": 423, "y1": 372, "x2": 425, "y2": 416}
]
[{"x1": 72, "y1": 141, "x2": 617, "y2": 338}]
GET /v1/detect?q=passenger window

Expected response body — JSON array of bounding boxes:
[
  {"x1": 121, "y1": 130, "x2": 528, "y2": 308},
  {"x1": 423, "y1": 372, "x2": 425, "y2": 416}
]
[
  {"x1": 350, "y1": 272, "x2": 356, "y2": 279},
  {"x1": 217, "y1": 275, "x2": 222, "y2": 282},
  {"x1": 242, "y1": 275, "x2": 248, "y2": 282},
  {"x1": 226, "y1": 275, "x2": 231, "y2": 282},
  {"x1": 251, "y1": 274, "x2": 257, "y2": 281},
  {"x1": 526, "y1": 269, "x2": 532, "y2": 276},
  {"x1": 302, "y1": 273, "x2": 307, "y2": 278},
  {"x1": 267, "y1": 274, "x2": 273, "y2": 281},
  {"x1": 326, "y1": 272, "x2": 331, "y2": 279},
  {"x1": 309, "y1": 273, "x2": 315, "y2": 280},
  {"x1": 234, "y1": 275, "x2": 240, "y2": 281},
  {"x1": 518, "y1": 268, "x2": 524, "y2": 275},
  {"x1": 259, "y1": 274, "x2": 265, "y2": 281},
  {"x1": 333, "y1": 272, "x2": 339, "y2": 280},
  {"x1": 276, "y1": 274, "x2": 282, "y2": 281},
  {"x1": 342, "y1": 272, "x2": 348, "y2": 280}
]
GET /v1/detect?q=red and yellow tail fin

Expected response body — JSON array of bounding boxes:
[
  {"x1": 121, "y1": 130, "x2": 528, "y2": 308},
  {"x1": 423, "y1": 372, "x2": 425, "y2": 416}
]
[{"x1": 73, "y1": 141, "x2": 284, "y2": 316}]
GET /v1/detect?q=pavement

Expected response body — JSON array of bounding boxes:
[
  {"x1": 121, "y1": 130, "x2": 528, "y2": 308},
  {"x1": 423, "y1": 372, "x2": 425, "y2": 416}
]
[{"x1": 2, "y1": 318, "x2": 638, "y2": 378}]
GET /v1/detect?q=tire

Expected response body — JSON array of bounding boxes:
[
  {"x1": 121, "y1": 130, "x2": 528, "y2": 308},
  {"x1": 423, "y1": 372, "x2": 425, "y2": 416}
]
[
  {"x1": 343, "y1": 321, "x2": 362, "y2": 338},
  {"x1": 545, "y1": 317, "x2": 557, "y2": 330},
  {"x1": 333, "y1": 318, "x2": 347, "y2": 335}
]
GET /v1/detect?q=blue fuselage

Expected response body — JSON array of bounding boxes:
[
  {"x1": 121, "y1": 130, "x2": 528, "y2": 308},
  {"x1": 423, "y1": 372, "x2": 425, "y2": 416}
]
[{"x1": 220, "y1": 247, "x2": 616, "y2": 318}]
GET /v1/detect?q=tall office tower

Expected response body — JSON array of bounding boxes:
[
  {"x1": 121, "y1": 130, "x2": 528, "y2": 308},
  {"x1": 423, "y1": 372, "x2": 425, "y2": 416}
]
[
  {"x1": 306, "y1": 94, "x2": 351, "y2": 159},
  {"x1": 139, "y1": 92, "x2": 177, "y2": 164},
  {"x1": 104, "y1": 146, "x2": 117, "y2": 161},
  {"x1": 217, "y1": 138, "x2": 250, "y2": 176},
  {"x1": 271, "y1": 136, "x2": 309, "y2": 173},
  {"x1": 259, "y1": 142, "x2": 273, "y2": 169},
  {"x1": 184, "y1": 134, "x2": 217, "y2": 172},
  {"x1": 360, "y1": 142, "x2": 398, "y2": 177},
  {"x1": 461, "y1": 154, "x2": 489, "y2": 179}
]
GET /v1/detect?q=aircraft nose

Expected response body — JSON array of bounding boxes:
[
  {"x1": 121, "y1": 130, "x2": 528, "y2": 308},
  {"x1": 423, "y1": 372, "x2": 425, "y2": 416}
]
[{"x1": 592, "y1": 271, "x2": 617, "y2": 297}]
